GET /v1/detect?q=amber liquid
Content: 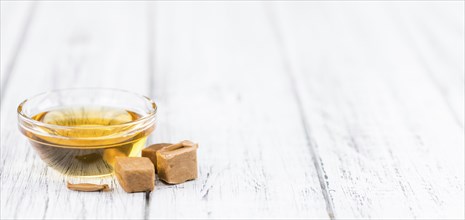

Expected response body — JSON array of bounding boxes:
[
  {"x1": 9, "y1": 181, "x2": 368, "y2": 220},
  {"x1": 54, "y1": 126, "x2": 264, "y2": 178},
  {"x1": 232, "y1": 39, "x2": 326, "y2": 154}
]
[{"x1": 23, "y1": 106, "x2": 154, "y2": 177}]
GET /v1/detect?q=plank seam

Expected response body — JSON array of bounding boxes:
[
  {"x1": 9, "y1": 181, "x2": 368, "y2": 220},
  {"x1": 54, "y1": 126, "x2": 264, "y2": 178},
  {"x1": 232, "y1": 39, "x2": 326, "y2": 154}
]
[
  {"x1": 147, "y1": 2, "x2": 155, "y2": 99},
  {"x1": 263, "y1": 3, "x2": 336, "y2": 219},
  {"x1": 145, "y1": 2, "x2": 155, "y2": 219}
]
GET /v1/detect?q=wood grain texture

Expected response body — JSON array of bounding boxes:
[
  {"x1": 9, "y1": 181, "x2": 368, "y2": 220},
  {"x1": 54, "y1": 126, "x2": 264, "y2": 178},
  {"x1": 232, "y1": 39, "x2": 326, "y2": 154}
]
[
  {"x1": 146, "y1": 2, "x2": 328, "y2": 218},
  {"x1": 392, "y1": 2, "x2": 465, "y2": 128},
  {"x1": 0, "y1": 1, "x2": 36, "y2": 97},
  {"x1": 272, "y1": 2, "x2": 464, "y2": 218},
  {"x1": 1, "y1": 2, "x2": 329, "y2": 219},
  {"x1": 1, "y1": 1, "x2": 464, "y2": 219}
]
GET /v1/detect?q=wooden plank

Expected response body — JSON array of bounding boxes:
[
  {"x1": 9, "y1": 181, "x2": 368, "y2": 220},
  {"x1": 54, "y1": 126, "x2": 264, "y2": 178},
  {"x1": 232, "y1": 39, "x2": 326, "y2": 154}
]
[
  {"x1": 0, "y1": 1, "x2": 36, "y2": 96},
  {"x1": 1, "y1": 2, "x2": 150, "y2": 219},
  {"x1": 272, "y1": 2, "x2": 464, "y2": 218},
  {"x1": 146, "y1": 2, "x2": 329, "y2": 218},
  {"x1": 391, "y1": 1, "x2": 464, "y2": 127}
]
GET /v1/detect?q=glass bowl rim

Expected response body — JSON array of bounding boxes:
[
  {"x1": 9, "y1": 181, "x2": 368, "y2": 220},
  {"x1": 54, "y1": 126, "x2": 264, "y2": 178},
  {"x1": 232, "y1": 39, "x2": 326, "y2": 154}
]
[{"x1": 17, "y1": 87, "x2": 157, "y2": 130}]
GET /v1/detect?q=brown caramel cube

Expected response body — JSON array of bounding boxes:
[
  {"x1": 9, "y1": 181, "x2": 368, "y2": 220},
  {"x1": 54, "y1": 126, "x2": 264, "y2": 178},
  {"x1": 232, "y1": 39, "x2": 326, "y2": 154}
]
[
  {"x1": 142, "y1": 143, "x2": 172, "y2": 173},
  {"x1": 115, "y1": 157, "x2": 155, "y2": 193},
  {"x1": 156, "y1": 140, "x2": 198, "y2": 184}
]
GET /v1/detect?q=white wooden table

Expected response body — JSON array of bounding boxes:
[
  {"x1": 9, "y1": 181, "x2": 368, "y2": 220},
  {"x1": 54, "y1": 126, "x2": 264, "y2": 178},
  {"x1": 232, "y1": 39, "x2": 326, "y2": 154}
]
[{"x1": 1, "y1": 1, "x2": 464, "y2": 219}]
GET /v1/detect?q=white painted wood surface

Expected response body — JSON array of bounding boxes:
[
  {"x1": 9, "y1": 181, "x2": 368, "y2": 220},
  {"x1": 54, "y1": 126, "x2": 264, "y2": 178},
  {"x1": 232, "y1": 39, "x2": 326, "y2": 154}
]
[
  {"x1": 1, "y1": 1, "x2": 463, "y2": 219},
  {"x1": 0, "y1": 1, "x2": 35, "y2": 95}
]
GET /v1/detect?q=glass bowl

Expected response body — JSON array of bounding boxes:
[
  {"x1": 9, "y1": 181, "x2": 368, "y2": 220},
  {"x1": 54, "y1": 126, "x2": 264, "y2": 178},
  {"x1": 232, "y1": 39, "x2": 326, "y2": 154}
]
[{"x1": 17, "y1": 88, "x2": 157, "y2": 177}]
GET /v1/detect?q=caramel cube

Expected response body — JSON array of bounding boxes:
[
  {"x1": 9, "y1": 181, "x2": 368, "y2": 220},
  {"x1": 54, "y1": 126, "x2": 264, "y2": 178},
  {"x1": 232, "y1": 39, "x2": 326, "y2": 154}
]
[
  {"x1": 156, "y1": 140, "x2": 198, "y2": 184},
  {"x1": 115, "y1": 157, "x2": 155, "y2": 193},
  {"x1": 142, "y1": 143, "x2": 172, "y2": 173}
]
